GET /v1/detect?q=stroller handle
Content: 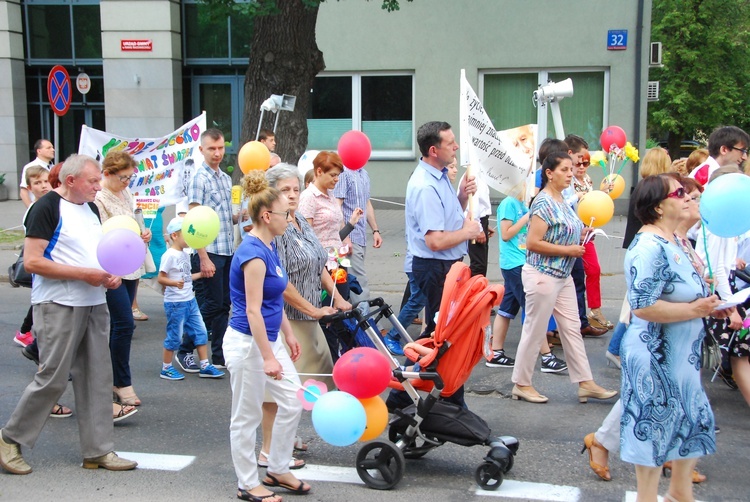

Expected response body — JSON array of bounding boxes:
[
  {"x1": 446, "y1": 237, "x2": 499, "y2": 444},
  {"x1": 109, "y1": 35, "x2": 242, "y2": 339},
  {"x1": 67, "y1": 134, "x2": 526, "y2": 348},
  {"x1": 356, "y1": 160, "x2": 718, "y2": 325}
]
[{"x1": 320, "y1": 297, "x2": 386, "y2": 325}]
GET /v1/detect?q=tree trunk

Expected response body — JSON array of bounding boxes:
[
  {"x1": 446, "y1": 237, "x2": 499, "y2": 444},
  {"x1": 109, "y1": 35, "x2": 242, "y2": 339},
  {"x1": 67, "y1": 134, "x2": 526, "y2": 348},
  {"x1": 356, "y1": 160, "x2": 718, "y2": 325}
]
[{"x1": 241, "y1": 0, "x2": 325, "y2": 169}]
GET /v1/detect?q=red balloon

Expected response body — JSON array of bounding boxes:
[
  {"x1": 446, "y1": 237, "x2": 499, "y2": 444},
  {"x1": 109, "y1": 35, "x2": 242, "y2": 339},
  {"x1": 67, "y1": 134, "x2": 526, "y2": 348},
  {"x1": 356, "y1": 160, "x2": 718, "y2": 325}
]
[
  {"x1": 599, "y1": 126, "x2": 627, "y2": 152},
  {"x1": 337, "y1": 131, "x2": 372, "y2": 170},
  {"x1": 333, "y1": 347, "x2": 391, "y2": 399}
]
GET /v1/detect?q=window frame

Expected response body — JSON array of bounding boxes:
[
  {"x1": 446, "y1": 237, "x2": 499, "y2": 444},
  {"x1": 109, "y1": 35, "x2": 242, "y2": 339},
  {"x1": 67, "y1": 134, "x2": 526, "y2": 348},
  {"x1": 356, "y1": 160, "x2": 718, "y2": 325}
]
[
  {"x1": 181, "y1": 0, "x2": 251, "y2": 66},
  {"x1": 309, "y1": 71, "x2": 416, "y2": 161}
]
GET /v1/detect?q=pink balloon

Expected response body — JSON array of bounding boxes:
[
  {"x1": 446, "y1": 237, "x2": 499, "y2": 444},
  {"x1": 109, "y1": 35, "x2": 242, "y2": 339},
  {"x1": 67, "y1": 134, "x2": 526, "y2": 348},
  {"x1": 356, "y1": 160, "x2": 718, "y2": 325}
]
[
  {"x1": 97, "y1": 228, "x2": 147, "y2": 276},
  {"x1": 599, "y1": 126, "x2": 627, "y2": 152},
  {"x1": 333, "y1": 347, "x2": 391, "y2": 399},
  {"x1": 337, "y1": 131, "x2": 372, "y2": 170}
]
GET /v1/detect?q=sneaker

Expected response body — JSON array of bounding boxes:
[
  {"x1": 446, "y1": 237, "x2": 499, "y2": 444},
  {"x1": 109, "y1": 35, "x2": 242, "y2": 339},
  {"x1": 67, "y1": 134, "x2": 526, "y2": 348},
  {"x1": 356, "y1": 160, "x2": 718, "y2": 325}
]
[
  {"x1": 199, "y1": 364, "x2": 225, "y2": 378},
  {"x1": 175, "y1": 353, "x2": 199, "y2": 373},
  {"x1": 13, "y1": 331, "x2": 33, "y2": 348},
  {"x1": 716, "y1": 366, "x2": 738, "y2": 390},
  {"x1": 486, "y1": 350, "x2": 515, "y2": 368},
  {"x1": 382, "y1": 333, "x2": 404, "y2": 356},
  {"x1": 541, "y1": 353, "x2": 568, "y2": 373},
  {"x1": 22, "y1": 345, "x2": 40, "y2": 366},
  {"x1": 160, "y1": 366, "x2": 185, "y2": 381}
]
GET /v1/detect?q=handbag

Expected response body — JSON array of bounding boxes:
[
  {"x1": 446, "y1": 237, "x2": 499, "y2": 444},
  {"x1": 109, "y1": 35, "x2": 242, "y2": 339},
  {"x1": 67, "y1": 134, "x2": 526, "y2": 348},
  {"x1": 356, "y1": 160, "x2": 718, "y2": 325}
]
[
  {"x1": 8, "y1": 245, "x2": 32, "y2": 288},
  {"x1": 701, "y1": 318, "x2": 723, "y2": 371}
]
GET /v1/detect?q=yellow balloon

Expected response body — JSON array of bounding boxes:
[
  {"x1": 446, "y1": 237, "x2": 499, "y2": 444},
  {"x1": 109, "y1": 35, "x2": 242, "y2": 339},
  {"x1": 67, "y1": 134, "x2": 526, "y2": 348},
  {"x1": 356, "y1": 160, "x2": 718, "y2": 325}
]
[
  {"x1": 358, "y1": 396, "x2": 388, "y2": 442},
  {"x1": 577, "y1": 190, "x2": 614, "y2": 228},
  {"x1": 102, "y1": 215, "x2": 141, "y2": 235},
  {"x1": 182, "y1": 206, "x2": 220, "y2": 249},
  {"x1": 600, "y1": 174, "x2": 625, "y2": 200},
  {"x1": 238, "y1": 141, "x2": 271, "y2": 174}
]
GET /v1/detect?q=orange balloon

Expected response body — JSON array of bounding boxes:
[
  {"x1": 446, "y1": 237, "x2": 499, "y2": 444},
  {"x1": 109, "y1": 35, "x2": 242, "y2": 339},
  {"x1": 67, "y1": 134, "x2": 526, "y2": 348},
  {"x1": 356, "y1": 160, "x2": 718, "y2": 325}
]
[
  {"x1": 600, "y1": 174, "x2": 625, "y2": 200},
  {"x1": 577, "y1": 190, "x2": 614, "y2": 228},
  {"x1": 358, "y1": 396, "x2": 388, "y2": 442},
  {"x1": 238, "y1": 141, "x2": 271, "y2": 173}
]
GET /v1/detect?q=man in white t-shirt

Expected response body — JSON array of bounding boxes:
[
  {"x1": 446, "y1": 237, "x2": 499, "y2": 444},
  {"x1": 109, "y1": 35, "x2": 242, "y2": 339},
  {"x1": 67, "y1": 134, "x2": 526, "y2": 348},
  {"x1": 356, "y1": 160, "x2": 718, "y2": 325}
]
[
  {"x1": 0, "y1": 154, "x2": 137, "y2": 475},
  {"x1": 688, "y1": 126, "x2": 749, "y2": 185},
  {"x1": 19, "y1": 139, "x2": 55, "y2": 207}
]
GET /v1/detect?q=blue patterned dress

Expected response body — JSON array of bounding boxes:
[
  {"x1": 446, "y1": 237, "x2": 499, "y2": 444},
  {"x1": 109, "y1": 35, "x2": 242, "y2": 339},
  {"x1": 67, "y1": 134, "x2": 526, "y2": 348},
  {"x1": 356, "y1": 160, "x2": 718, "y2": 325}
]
[{"x1": 620, "y1": 233, "x2": 716, "y2": 466}]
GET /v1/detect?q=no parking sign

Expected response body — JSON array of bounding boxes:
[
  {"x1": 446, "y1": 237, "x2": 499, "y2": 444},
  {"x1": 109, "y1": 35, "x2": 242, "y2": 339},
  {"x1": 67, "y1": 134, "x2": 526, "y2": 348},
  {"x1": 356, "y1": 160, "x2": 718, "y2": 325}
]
[{"x1": 47, "y1": 65, "x2": 71, "y2": 116}]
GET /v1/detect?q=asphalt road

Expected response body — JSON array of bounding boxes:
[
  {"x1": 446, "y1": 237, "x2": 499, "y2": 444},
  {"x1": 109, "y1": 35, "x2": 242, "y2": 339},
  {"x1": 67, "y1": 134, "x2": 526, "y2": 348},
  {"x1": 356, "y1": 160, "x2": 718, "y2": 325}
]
[{"x1": 0, "y1": 201, "x2": 748, "y2": 501}]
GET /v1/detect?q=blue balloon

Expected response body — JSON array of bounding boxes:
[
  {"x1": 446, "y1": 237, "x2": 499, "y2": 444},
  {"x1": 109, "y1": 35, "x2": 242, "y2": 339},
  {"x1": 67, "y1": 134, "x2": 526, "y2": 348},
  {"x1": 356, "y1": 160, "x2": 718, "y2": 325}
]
[
  {"x1": 311, "y1": 391, "x2": 366, "y2": 447},
  {"x1": 700, "y1": 173, "x2": 750, "y2": 238}
]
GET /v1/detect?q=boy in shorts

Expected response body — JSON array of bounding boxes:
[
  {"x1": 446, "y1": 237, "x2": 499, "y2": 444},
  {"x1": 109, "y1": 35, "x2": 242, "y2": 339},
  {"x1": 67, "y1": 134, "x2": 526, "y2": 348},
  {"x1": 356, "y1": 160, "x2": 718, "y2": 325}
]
[{"x1": 157, "y1": 217, "x2": 225, "y2": 380}]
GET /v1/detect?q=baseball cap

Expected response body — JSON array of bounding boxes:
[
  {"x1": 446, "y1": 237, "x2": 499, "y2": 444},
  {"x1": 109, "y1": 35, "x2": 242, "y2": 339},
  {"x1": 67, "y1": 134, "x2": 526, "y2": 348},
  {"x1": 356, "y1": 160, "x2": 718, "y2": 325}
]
[{"x1": 166, "y1": 217, "x2": 183, "y2": 234}]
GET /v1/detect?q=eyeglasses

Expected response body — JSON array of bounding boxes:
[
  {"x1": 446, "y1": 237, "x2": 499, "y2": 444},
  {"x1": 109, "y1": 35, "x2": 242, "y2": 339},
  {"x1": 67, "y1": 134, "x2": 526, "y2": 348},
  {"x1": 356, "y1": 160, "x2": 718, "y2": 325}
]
[
  {"x1": 666, "y1": 187, "x2": 686, "y2": 199},
  {"x1": 118, "y1": 174, "x2": 135, "y2": 182},
  {"x1": 267, "y1": 210, "x2": 290, "y2": 219},
  {"x1": 690, "y1": 195, "x2": 701, "y2": 203},
  {"x1": 730, "y1": 146, "x2": 749, "y2": 156},
  {"x1": 575, "y1": 161, "x2": 590, "y2": 168}
]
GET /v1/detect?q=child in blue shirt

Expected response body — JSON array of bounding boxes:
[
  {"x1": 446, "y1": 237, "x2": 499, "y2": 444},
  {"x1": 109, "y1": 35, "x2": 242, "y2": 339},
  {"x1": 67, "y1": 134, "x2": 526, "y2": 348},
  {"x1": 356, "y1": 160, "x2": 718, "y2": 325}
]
[{"x1": 157, "y1": 217, "x2": 225, "y2": 380}]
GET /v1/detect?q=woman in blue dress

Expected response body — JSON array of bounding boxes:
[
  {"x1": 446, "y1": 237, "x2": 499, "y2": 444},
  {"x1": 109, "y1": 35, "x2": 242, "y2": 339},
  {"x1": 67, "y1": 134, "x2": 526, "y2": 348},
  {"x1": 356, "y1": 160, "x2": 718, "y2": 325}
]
[{"x1": 621, "y1": 174, "x2": 725, "y2": 502}]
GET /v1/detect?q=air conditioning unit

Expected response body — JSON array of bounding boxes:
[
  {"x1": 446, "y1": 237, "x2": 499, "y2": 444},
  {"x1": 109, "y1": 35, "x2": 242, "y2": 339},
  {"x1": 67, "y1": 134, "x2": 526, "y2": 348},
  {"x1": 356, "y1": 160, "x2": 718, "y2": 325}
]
[
  {"x1": 650, "y1": 42, "x2": 663, "y2": 66},
  {"x1": 647, "y1": 81, "x2": 660, "y2": 102}
]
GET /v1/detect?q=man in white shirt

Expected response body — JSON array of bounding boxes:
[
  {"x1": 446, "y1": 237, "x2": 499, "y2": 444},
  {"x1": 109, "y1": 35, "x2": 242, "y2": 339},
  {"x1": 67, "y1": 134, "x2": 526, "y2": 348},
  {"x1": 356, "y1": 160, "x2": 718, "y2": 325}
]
[
  {"x1": 689, "y1": 126, "x2": 748, "y2": 185},
  {"x1": 20, "y1": 139, "x2": 55, "y2": 207}
]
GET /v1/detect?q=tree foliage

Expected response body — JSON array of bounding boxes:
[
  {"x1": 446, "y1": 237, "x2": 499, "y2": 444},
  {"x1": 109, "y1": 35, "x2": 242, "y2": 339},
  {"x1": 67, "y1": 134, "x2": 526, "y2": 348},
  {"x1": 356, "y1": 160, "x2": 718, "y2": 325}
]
[{"x1": 648, "y1": 0, "x2": 750, "y2": 156}]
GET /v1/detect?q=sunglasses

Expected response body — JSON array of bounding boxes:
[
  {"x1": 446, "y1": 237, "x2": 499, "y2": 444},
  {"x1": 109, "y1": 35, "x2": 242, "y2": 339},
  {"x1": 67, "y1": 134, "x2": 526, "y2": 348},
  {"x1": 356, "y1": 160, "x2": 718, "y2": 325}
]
[
  {"x1": 666, "y1": 187, "x2": 686, "y2": 199},
  {"x1": 575, "y1": 161, "x2": 590, "y2": 168}
]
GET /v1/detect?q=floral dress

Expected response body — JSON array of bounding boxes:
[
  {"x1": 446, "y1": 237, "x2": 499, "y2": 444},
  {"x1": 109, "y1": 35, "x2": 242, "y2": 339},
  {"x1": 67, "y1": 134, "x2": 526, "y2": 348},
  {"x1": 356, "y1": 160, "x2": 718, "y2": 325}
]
[{"x1": 620, "y1": 232, "x2": 716, "y2": 466}]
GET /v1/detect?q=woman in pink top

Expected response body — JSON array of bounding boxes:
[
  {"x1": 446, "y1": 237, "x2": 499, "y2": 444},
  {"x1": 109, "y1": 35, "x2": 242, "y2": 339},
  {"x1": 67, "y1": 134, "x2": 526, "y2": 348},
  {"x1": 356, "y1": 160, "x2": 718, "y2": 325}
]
[{"x1": 297, "y1": 151, "x2": 346, "y2": 251}]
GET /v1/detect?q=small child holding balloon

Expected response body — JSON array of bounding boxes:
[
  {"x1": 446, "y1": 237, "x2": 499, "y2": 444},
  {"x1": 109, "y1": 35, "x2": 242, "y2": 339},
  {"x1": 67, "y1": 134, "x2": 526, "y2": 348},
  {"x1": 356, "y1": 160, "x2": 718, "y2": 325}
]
[{"x1": 157, "y1": 217, "x2": 225, "y2": 381}]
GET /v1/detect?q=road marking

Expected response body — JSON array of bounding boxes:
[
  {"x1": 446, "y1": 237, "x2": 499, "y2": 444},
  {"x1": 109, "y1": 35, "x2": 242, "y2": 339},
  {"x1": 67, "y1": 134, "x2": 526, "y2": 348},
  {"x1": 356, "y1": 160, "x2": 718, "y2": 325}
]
[
  {"x1": 116, "y1": 451, "x2": 195, "y2": 471},
  {"x1": 294, "y1": 464, "x2": 365, "y2": 484},
  {"x1": 476, "y1": 480, "x2": 581, "y2": 501},
  {"x1": 624, "y1": 492, "x2": 704, "y2": 502}
]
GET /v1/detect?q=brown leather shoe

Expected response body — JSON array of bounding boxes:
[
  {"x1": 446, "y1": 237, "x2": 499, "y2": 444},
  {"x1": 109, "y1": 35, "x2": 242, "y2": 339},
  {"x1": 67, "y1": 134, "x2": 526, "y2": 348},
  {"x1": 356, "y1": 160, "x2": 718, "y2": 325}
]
[
  {"x1": 581, "y1": 325, "x2": 608, "y2": 337},
  {"x1": 82, "y1": 451, "x2": 137, "y2": 471}
]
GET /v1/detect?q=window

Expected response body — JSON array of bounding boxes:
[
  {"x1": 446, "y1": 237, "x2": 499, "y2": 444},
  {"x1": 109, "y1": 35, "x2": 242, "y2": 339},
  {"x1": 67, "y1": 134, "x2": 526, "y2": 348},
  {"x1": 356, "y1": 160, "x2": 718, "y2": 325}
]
[
  {"x1": 481, "y1": 70, "x2": 608, "y2": 150},
  {"x1": 308, "y1": 73, "x2": 414, "y2": 159},
  {"x1": 183, "y1": 0, "x2": 254, "y2": 65},
  {"x1": 24, "y1": 0, "x2": 102, "y2": 65}
]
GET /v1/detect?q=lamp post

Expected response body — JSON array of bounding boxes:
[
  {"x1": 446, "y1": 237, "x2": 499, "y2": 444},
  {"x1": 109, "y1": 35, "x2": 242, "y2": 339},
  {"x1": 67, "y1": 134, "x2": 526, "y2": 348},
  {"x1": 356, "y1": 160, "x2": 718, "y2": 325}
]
[{"x1": 255, "y1": 94, "x2": 297, "y2": 139}]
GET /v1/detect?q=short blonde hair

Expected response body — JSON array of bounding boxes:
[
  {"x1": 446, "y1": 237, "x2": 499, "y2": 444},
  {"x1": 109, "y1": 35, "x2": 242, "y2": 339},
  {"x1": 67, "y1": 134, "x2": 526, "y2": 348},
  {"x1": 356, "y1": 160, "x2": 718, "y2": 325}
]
[{"x1": 639, "y1": 148, "x2": 672, "y2": 178}]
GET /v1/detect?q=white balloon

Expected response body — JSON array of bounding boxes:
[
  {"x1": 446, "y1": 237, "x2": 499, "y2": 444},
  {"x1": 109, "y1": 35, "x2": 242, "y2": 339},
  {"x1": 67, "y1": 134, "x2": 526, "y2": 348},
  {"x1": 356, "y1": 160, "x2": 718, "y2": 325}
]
[{"x1": 298, "y1": 150, "x2": 320, "y2": 178}]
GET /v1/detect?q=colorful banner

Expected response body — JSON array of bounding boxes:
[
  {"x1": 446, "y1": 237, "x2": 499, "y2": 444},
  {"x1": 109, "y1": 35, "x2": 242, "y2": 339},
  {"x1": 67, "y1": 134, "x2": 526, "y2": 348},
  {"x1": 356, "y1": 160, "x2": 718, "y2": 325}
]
[
  {"x1": 459, "y1": 71, "x2": 537, "y2": 202},
  {"x1": 78, "y1": 113, "x2": 206, "y2": 217}
]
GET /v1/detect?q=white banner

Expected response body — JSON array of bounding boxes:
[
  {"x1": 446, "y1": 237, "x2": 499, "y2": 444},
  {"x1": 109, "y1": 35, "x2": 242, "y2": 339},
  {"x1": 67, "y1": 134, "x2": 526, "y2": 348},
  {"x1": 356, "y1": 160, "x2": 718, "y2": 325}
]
[
  {"x1": 78, "y1": 113, "x2": 207, "y2": 217},
  {"x1": 459, "y1": 71, "x2": 537, "y2": 201}
]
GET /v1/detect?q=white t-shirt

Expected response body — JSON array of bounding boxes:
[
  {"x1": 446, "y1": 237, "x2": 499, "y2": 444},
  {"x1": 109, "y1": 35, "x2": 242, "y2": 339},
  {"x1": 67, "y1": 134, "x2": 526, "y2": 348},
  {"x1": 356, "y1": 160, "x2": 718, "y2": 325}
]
[{"x1": 159, "y1": 247, "x2": 195, "y2": 303}]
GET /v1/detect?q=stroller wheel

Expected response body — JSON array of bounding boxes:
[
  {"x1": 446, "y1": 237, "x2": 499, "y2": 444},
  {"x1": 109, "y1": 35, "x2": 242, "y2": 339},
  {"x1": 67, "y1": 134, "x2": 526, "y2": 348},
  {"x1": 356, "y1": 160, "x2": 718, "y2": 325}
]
[
  {"x1": 475, "y1": 462, "x2": 503, "y2": 491},
  {"x1": 355, "y1": 440, "x2": 406, "y2": 490}
]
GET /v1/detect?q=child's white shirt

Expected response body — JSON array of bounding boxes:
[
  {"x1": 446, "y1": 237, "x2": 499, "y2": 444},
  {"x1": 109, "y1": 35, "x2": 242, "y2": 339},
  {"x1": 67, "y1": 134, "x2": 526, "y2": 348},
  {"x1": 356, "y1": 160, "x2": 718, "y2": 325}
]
[{"x1": 159, "y1": 248, "x2": 194, "y2": 303}]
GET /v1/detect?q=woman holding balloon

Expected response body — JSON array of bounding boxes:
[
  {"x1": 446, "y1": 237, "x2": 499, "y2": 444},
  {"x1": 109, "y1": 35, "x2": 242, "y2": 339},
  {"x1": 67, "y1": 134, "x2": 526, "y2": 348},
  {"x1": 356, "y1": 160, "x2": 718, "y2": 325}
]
[
  {"x1": 223, "y1": 170, "x2": 310, "y2": 501},
  {"x1": 510, "y1": 152, "x2": 617, "y2": 404},
  {"x1": 94, "y1": 151, "x2": 151, "y2": 412}
]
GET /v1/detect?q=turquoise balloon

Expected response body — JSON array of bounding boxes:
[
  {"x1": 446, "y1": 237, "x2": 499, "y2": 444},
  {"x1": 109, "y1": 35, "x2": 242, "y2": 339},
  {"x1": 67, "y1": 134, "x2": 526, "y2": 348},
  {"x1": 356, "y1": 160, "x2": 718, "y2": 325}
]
[
  {"x1": 311, "y1": 391, "x2": 366, "y2": 447},
  {"x1": 700, "y1": 173, "x2": 750, "y2": 238}
]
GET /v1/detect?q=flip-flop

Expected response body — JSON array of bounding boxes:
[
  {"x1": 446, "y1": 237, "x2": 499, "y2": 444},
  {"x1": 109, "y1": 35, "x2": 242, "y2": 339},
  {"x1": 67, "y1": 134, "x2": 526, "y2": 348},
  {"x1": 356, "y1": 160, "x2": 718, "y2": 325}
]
[
  {"x1": 258, "y1": 451, "x2": 305, "y2": 469},
  {"x1": 262, "y1": 473, "x2": 311, "y2": 495},
  {"x1": 237, "y1": 489, "x2": 281, "y2": 502},
  {"x1": 50, "y1": 404, "x2": 73, "y2": 418},
  {"x1": 293, "y1": 436, "x2": 308, "y2": 452}
]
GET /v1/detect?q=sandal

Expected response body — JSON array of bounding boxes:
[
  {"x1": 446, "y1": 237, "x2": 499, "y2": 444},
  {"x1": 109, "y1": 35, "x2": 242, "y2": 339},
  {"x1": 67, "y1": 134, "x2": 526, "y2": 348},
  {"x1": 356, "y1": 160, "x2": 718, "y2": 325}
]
[
  {"x1": 293, "y1": 436, "x2": 308, "y2": 452},
  {"x1": 113, "y1": 385, "x2": 141, "y2": 406},
  {"x1": 263, "y1": 473, "x2": 311, "y2": 494},
  {"x1": 50, "y1": 403, "x2": 73, "y2": 418},
  {"x1": 546, "y1": 330, "x2": 562, "y2": 346},
  {"x1": 237, "y1": 489, "x2": 281, "y2": 502},
  {"x1": 132, "y1": 308, "x2": 149, "y2": 321},
  {"x1": 113, "y1": 402, "x2": 138, "y2": 422},
  {"x1": 412, "y1": 317, "x2": 423, "y2": 325},
  {"x1": 258, "y1": 451, "x2": 305, "y2": 469}
]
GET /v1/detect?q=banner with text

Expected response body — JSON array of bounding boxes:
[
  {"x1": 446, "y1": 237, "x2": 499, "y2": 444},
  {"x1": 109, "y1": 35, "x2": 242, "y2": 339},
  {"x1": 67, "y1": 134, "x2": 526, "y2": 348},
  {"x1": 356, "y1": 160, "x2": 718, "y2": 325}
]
[
  {"x1": 459, "y1": 72, "x2": 537, "y2": 202},
  {"x1": 78, "y1": 113, "x2": 206, "y2": 217}
]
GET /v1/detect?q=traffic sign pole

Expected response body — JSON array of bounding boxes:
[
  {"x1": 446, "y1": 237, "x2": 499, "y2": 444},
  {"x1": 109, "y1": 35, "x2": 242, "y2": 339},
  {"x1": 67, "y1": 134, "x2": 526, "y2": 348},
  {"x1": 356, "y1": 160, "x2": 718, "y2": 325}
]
[{"x1": 47, "y1": 65, "x2": 71, "y2": 164}]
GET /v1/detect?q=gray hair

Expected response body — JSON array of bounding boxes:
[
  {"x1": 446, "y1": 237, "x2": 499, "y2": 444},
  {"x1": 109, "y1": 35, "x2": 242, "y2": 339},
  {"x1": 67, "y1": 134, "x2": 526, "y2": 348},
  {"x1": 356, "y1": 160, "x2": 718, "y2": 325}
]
[
  {"x1": 265, "y1": 163, "x2": 301, "y2": 189},
  {"x1": 59, "y1": 154, "x2": 100, "y2": 182}
]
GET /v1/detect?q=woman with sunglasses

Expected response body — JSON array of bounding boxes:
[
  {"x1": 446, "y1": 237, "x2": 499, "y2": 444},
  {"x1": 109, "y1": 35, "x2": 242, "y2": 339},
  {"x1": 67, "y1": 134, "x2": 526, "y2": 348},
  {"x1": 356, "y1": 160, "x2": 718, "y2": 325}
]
[
  {"x1": 95, "y1": 151, "x2": 152, "y2": 418},
  {"x1": 620, "y1": 174, "x2": 723, "y2": 502},
  {"x1": 224, "y1": 170, "x2": 310, "y2": 502}
]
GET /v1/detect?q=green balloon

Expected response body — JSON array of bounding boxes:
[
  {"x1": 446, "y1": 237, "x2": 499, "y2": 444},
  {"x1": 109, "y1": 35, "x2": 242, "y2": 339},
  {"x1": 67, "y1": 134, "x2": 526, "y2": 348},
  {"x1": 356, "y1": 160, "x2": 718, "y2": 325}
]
[
  {"x1": 182, "y1": 206, "x2": 220, "y2": 249},
  {"x1": 226, "y1": 165, "x2": 234, "y2": 173}
]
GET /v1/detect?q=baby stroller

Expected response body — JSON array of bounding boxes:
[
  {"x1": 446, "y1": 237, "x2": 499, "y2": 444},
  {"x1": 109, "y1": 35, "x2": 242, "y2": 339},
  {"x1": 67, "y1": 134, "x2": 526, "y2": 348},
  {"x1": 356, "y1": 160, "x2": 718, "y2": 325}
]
[{"x1": 320, "y1": 262, "x2": 519, "y2": 491}]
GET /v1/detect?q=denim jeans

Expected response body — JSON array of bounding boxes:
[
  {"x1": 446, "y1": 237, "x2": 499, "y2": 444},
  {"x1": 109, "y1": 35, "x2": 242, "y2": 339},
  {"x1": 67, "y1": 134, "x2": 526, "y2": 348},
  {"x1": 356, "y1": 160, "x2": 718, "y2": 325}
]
[
  {"x1": 179, "y1": 252, "x2": 231, "y2": 365},
  {"x1": 571, "y1": 257, "x2": 590, "y2": 328},
  {"x1": 164, "y1": 298, "x2": 208, "y2": 351},
  {"x1": 106, "y1": 278, "x2": 137, "y2": 388},
  {"x1": 608, "y1": 321, "x2": 627, "y2": 356},
  {"x1": 387, "y1": 272, "x2": 426, "y2": 340},
  {"x1": 412, "y1": 257, "x2": 456, "y2": 337}
]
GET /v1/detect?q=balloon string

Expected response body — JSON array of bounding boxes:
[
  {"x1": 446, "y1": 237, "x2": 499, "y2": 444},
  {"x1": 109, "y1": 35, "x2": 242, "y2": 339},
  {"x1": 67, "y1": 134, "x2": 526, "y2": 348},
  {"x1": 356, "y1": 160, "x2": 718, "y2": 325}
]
[
  {"x1": 616, "y1": 158, "x2": 628, "y2": 176},
  {"x1": 701, "y1": 223, "x2": 714, "y2": 295},
  {"x1": 600, "y1": 160, "x2": 608, "y2": 178}
]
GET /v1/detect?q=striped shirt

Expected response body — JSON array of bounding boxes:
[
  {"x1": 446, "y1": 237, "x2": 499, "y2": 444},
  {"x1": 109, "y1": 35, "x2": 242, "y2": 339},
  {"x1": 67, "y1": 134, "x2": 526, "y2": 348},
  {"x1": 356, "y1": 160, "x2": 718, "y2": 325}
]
[
  {"x1": 188, "y1": 163, "x2": 234, "y2": 256},
  {"x1": 274, "y1": 213, "x2": 328, "y2": 321},
  {"x1": 332, "y1": 168, "x2": 370, "y2": 246},
  {"x1": 526, "y1": 190, "x2": 583, "y2": 278}
]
